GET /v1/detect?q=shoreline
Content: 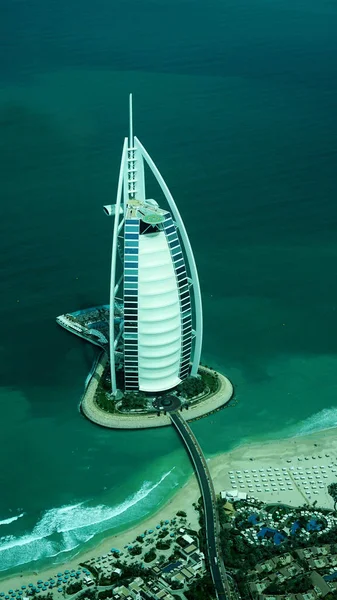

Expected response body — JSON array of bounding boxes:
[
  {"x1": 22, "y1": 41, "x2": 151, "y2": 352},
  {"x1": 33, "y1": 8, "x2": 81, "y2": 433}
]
[{"x1": 2, "y1": 424, "x2": 337, "y2": 587}]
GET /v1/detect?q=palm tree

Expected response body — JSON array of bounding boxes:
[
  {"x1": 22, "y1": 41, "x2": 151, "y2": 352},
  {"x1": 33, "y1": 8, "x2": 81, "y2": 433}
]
[{"x1": 328, "y1": 483, "x2": 337, "y2": 510}]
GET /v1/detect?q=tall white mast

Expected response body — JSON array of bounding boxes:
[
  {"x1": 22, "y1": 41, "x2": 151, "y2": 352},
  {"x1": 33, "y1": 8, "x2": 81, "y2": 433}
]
[{"x1": 129, "y1": 93, "x2": 134, "y2": 149}]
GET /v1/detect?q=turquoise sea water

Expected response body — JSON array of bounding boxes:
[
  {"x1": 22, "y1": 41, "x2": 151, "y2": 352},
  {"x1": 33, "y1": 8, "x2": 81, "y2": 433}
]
[{"x1": 1, "y1": 0, "x2": 337, "y2": 575}]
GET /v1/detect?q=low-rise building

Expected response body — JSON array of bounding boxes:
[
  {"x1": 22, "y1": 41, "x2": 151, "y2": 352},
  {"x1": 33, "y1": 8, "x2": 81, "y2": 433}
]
[
  {"x1": 171, "y1": 573, "x2": 185, "y2": 585},
  {"x1": 310, "y1": 572, "x2": 331, "y2": 598},
  {"x1": 182, "y1": 543, "x2": 197, "y2": 556},
  {"x1": 220, "y1": 490, "x2": 247, "y2": 501},
  {"x1": 180, "y1": 567, "x2": 195, "y2": 581},
  {"x1": 308, "y1": 558, "x2": 329, "y2": 570}
]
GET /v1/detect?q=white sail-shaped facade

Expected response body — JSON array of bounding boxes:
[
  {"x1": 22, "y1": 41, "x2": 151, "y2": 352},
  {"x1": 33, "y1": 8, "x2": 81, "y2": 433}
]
[
  {"x1": 105, "y1": 95, "x2": 203, "y2": 395},
  {"x1": 138, "y1": 232, "x2": 182, "y2": 391}
]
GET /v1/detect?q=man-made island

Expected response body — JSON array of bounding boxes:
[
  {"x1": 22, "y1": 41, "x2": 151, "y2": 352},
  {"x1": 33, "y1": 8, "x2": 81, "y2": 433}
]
[{"x1": 79, "y1": 349, "x2": 233, "y2": 430}]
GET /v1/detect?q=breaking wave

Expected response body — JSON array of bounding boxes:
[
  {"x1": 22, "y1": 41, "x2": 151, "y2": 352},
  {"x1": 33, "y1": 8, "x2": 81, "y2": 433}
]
[
  {"x1": 288, "y1": 407, "x2": 337, "y2": 437},
  {"x1": 0, "y1": 513, "x2": 25, "y2": 527},
  {"x1": 0, "y1": 469, "x2": 174, "y2": 572}
]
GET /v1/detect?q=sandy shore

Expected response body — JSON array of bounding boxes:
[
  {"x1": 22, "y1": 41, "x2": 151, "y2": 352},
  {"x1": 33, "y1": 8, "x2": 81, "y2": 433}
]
[{"x1": 2, "y1": 426, "x2": 337, "y2": 589}]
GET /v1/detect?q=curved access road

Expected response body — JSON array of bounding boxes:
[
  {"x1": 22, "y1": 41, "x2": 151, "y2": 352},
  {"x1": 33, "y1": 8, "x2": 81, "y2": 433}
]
[{"x1": 170, "y1": 412, "x2": 231, "y2": 600}]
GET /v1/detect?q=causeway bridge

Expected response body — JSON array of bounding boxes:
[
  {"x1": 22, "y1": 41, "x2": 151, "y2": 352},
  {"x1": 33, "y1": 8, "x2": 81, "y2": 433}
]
[{"x1": 170, "y1": 411, "x2": 232, "y2": 600}]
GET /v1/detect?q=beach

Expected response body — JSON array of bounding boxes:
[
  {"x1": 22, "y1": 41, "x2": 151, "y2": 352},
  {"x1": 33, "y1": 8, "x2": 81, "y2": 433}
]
[{"x1": 2, "y1": 425, "x2": 337, "y2": 589}]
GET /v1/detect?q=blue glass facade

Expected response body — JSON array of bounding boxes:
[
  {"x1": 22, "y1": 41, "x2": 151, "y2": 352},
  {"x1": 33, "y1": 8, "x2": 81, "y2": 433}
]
[
  {"x1": 124, "y1": 219, "x2": 139, "y2": 390},
  {"x1": 163, "y1": 215, "x2": 192, "y2": 379}
]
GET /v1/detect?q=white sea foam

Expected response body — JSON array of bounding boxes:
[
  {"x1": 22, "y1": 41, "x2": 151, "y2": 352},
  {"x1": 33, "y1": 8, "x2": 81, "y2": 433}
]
[
  {"x1": 290, "y1": 407, "x2": 337, "y2": 437},
  {"x1": 0, "y1": 468, "x2": 175, "y2": 572},
  {"x1": 0, "y1": 513, "x2": 25, "y2": 526}
]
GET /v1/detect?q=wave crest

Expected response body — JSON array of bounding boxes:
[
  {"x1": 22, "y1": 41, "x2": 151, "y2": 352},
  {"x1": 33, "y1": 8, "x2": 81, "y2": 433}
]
[
  {"x1": 291, "y1": 407, "x2": 337, "y2": 437},
  {"x1": 0, "y1": 513, "x2": 25, "y2": 527},
  {"x1": 0, "y1": 468, "x2": 175, "y2": 572}
]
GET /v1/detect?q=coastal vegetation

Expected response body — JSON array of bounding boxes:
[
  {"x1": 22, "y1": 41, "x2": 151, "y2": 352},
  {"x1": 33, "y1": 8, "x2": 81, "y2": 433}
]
[
  {"x1": 185, "y1": 574, "x2": 214, "y2": 600},
  {"x1": 175, "y1": 366, "x2": 219, "y2": 399},
  {"x1": 328, "y1": 483, "x2": 337, "y2": 509},
  {"x1": 200, "y1": 368, "x2": 219, "y2": 394},
  {"x1": 156, "y1": 539, "x2": 172, "y2": 550},
  {"x1": 144, "y1": 548, "x2": 157, "y2": 562},
  {"x1": 176, "y1": 375, "x2": 205, "y2": 398},
  {"x1": 65, "y1": 581, "x2": 83, "y2": 595},
  {"x1": 128, "y1": 544, "x2": 142, "y2": 556},
  {"x1": 120, "y1": 391, "x2": 147, "y2": 411},
  {"x1": 264, "y1": 574, "x2": 312, "y2": 595},
  {"x1": 95, "y1": 389, "x2": 115, "y2": 413}
]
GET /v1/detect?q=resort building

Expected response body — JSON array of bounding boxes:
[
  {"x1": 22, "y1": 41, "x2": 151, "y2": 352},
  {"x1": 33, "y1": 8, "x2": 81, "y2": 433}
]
[{"x1": 105, "y1": 95, "x2": 203, "y2": 394}]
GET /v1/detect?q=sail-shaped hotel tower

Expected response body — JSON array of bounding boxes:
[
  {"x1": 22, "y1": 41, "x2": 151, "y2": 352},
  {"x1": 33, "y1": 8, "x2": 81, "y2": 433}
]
[{"x1": 105, "y1": 96, "x2": 202, "y2": 396}]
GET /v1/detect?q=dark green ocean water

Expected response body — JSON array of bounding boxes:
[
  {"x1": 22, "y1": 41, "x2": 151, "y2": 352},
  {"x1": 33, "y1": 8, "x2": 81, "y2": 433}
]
[{"x1": 1, "y1": 0, "x2": 337, "y2": 575}]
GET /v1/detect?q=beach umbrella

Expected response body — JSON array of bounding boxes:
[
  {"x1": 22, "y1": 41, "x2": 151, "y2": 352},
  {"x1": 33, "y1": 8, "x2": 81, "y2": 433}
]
[
  {"x1": 41, "y1": 588, "x2": 46, "y2": 592},
  {"x1": 57, "y1": 574, "x2": 62, "y2": 578},
  {"x1": 76, "y1": 571, "x2": 81, "y2": 575},
  {"x1": 37, "y1": 582, "x2": 43, "y2": 585},
  {"x1": 8, "y1": 592, "x2": 13, "y2": 595},
  {"x1": 0, "y1": 593, "x2": 5, "y2": 597},
  {"x1": 50, "y1": 581, "x2": 55, "y2": 585},
  {"x1": 165, "y1": 519, "x2": 170, "y2": 524},
  {"x1": 35, "y1": 591, "x2": 40, "y2": 595},
  {"x1": 64, "y1": 570, "x2": 70, "y2": 574},
  {"x1": 21, "y1": 588, "x2": 26, "y2": 591},
  {"x1": 148, "y1": 529, "x2": 153, "y2": 533},
  {"x1": 70, "y1": 574, "x2": 75, "y2": 578},
  {"x1": 5, "y1": 595, "x2": 9, "y2": 599},
  {"x1": 58, "y1": 589, "x2": 63, "y2": 593},
  {"x1": 170, "y1": 532, "x2": 175, "y2": 537}
]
